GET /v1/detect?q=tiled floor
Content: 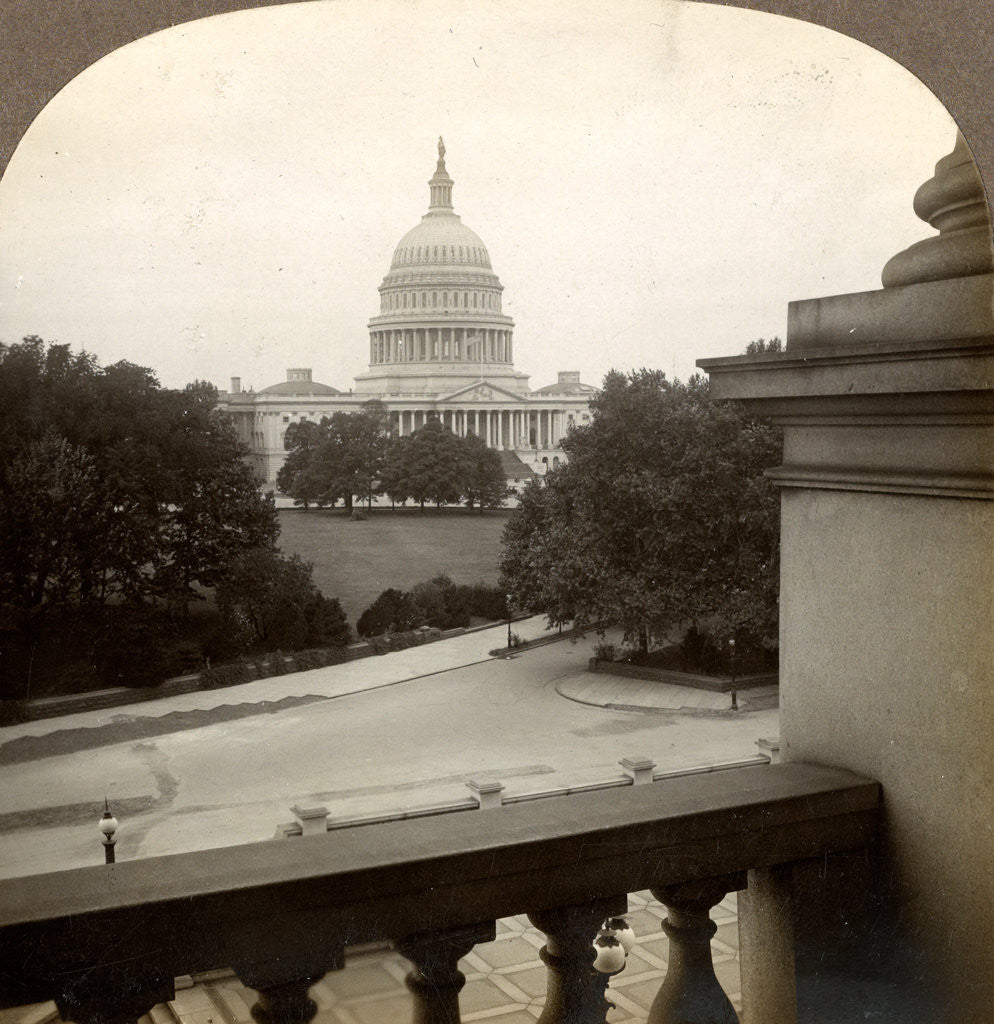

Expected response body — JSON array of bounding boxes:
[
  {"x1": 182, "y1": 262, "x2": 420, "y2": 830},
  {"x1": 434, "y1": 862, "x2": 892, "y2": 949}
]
[
  {"x1": 195, "y1": 891, "x2": 740, "y2": 1024},
  {"x1": 3, "y1": 892, "x2": 740, "y2": 1024}
]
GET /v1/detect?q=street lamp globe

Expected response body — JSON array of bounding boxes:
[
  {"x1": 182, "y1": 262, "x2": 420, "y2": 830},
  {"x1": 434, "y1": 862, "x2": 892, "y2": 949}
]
[{"x1": 99, "y1": 798, "x2": 119, "y2": 863}]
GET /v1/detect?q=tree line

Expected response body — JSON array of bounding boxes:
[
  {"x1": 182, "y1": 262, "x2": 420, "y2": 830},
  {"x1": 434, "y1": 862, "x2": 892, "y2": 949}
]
[
  {"x1": 0, "y1": 337, "x2": 348, "y2": 698},
  {"x1": 2, "y1": 336, "x2": 784, "y2": 698},
  {"x1": 277, "y1": 405, "x2": 508, "y2": 512}
]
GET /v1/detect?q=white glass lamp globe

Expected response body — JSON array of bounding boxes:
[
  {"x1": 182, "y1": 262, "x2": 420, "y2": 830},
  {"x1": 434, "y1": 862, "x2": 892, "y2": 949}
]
[
  {"x1": 604, "y1": 916, "x2": 636, "y2": 955},
  {"x1": 592, "y1": 934, "x2": 626, "y2": 974}
]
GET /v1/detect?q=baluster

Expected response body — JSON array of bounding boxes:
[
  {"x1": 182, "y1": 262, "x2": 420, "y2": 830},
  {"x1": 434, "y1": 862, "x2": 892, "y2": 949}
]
[
  {"x1": 529, "y1": 896, "x2": 626, "y2": 1024},
  {"x1": 649, "y1": 873, "x2": 746, "y2": 1024},
  {"x1": 238, "y1": 955, "x2": 340, "y2": 1024},
  {"x1": 397, "y1": 921, "x2": 496, "y2": 1024},
  {"x1": 55, "y1": 961, "x2": 174, "y2": 1024}
]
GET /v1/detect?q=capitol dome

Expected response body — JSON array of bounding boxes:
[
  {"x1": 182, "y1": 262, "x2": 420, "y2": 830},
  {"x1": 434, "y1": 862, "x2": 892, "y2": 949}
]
[
  {"x1": 390, "y1": 218, "x2": 493, "y2": 272},
  {"x1": 354, "y1": 139, "x2": 528, "y2": 397},
  {"x1": 224, "y1": 139, "x2": 597, "y2": 486}
]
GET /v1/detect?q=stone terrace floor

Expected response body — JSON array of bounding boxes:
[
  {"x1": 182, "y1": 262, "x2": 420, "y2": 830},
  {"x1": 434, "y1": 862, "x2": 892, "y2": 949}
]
[{"x1": 2, "y1": 892, "x2": 740, "y2": 1024}]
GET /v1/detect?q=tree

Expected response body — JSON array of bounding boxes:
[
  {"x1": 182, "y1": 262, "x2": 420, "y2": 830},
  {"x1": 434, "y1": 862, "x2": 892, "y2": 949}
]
[
  {"x1": 460, "y1": 432, "x2": 508, "y2": 511},
  {"x1": 379, "y1": 418, "x2": 464, "y2": 509},
  {"x1": 215, "y1": 548, "x2": 350, "y2": 652},
  {"x1": 498, "y1": 369, "x2": 782, "y2": 651},
  {"x1": 409, "y1": 574, "x2": 470, "y2": 629},
  {"x1": 0, "y1": 338, "x2": 278, "y2": 617},
  {"x1": 277, "y1": 402, "x2": 389, "y2": 511},
  {"x1": 745, "y1": 336, "x2": 784, "y2": 354},
  {"x1": 276, "y1": 421, "x2": 327, "y2": 508}
]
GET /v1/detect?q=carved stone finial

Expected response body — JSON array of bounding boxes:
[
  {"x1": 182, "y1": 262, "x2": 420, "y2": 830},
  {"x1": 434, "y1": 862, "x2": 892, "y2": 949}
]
[
  {"x1": 438, "y1": 136, "x2": 445, "y2": 161},
  {"x1": 881, "y1": 131, "x2": 994, "y2": 288}
]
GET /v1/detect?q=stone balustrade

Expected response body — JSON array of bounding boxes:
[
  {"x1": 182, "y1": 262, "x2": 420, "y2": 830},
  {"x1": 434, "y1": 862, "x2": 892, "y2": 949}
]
[{"x1": 0, "y1": 763, "x2": 878, "y2": 1024}]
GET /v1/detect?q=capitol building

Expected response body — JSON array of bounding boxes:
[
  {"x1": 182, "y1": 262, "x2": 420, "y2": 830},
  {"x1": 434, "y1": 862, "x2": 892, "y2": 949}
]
[{"x1": 221, "y1": 140, "x2": 597, "y2": 488}]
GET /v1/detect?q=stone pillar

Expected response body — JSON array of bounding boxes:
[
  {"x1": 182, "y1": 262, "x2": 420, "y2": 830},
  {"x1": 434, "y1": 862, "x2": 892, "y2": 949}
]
[
  {"x1": 649, "y1": 875, "x2": 745, "y2": 1024},
  {"x1": 236, "y1": 952, "x2": 342, "y2": 1024},
  {"x1": 529, "y1": 898, "x2": 626, "y2": 1024},
  {"x1": 700, "y1": 132, "x2": 994, "y2": 1022},
  {"x1": 737, "y1": 866, "x2": 797, "y2": 1024},
  {"x1": 620, "y1": 755, "x2": 656, "y2": 785},
  {"x1": 398, "y1": 922, "x2": 496, "y2": 1024},
  {"x1": 290, "y1": 804, "x2": 328, "y2": 836},
  {"x1": 467, "y1": 777, "x2": 504, "y2": 808},
  {"x1": 55, "y1": 964, "x2": 174, "y2": 1024}
]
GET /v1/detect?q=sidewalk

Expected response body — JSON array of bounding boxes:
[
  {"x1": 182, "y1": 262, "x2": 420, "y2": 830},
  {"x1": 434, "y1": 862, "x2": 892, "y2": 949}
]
[
  {"x1": 558, "y1": 675, "x2": 779, "y2": 715},
  {"x1": 0, "y1": 617, "x2": 564, "y2": 745},
  {"x1": 1, "y1": 620, "x2": 776, "y2": 748}
]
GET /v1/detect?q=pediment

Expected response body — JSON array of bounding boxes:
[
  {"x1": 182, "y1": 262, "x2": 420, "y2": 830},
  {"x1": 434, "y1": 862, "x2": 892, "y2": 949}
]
[{"x1": 439, "y1": 381, "x2": 524, "y2": 403}]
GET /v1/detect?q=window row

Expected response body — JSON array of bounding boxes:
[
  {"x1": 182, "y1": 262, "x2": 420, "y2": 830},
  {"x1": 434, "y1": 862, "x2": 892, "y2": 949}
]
[{"x1": 382, "y1": 290, "x2": 501, "y2": 312}]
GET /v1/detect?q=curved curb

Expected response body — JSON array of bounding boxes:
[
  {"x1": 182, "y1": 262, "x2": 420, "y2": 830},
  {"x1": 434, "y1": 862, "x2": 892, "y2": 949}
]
[{"x1": 555, "y1": 681, "x2": 775, "y2": 717}]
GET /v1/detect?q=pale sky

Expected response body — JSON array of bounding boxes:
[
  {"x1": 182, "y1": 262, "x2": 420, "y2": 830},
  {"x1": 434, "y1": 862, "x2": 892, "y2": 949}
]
[{"x1": 0, "y1": 0, "x2": 956, "y2": 392}]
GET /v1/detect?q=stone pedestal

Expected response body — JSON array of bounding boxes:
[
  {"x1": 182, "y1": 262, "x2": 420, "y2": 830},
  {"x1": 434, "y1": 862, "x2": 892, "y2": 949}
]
[{"x1": 700, "y1": 133, "x2": 994, "y2": 1022}]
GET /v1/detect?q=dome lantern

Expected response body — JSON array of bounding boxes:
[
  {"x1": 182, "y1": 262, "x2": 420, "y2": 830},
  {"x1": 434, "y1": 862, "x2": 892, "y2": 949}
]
[{"x1": 428, "y1": 136, "x2": 454, "y2": 213}]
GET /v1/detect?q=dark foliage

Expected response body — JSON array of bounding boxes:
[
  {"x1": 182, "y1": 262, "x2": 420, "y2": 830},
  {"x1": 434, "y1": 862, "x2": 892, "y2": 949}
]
[
  {"x1": 499, "y1": 369, "x2": 782, "y2": 652},
  {"x1": 277, "y1": 401, "x2": 390, "y2": 511},
  {"x1": 356, "y1": 588, "x2": 421, "y2": 637},
  {"x1": 214, "y1": 548, "x2": 350, "y2": 654},
  {"x1": 356, "y1": 576, "x2": 509, "y2": 637},
  {"x1": 0, "y1": 336, "x2": 283, "y2": 696},
  {"x1": 0, "y1": 338, "x2": 278, "y2": 616}
]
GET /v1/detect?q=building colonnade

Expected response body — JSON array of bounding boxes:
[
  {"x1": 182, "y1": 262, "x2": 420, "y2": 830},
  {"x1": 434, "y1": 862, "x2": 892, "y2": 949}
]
[
  {"x1": 392, "y1": 406, "x2": 570, "y2": 448},
  {"x1": 370, "y1": 326, "x2": 513, "y2": 365}
]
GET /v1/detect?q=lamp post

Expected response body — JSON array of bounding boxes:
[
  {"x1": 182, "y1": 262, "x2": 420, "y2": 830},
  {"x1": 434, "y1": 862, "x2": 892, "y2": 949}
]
[
  {"x1": 506, "y1": 593, "x2": 513, "y2": 650},
  {"x1": 98, "y1": 798, "x2": 118, "y2": 864},
  {"x1": 729, "y1": 638, "x2": 738, "y2": 711}
]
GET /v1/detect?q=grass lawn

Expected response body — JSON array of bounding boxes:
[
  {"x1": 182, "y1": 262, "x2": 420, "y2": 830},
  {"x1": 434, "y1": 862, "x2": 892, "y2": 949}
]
[{"x1": 276, "y1": 507, "x2": 511, "y2": 627}]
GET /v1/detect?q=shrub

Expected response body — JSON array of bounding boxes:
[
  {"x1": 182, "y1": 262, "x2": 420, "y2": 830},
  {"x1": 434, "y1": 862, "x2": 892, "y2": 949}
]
[
  {"x1": 199, "y1": 663, "x2": 251, "y2": 690},
  {"x1": 357, "y1": 588, "x2": 420, "y2": 637},
  {"x1": 0, "y1": 700, "x2": 29, "y2": 726},
  {"x1": 457, "y1": 582, "x2": 509, "y2": 621},
  {"x1": 215, "y1": 548, "x2": 351, "y2": 652}
]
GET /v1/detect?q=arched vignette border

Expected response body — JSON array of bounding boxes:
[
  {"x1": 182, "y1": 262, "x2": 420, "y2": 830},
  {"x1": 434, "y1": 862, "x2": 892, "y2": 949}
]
[{"x1": 0, "y1": 0, "x2": 992, "y2": 208}]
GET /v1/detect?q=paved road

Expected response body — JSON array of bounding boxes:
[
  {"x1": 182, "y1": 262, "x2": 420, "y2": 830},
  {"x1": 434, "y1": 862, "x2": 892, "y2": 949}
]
[{"x1": 0, "y1": 624, "x2": 777, "y2": 879}]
